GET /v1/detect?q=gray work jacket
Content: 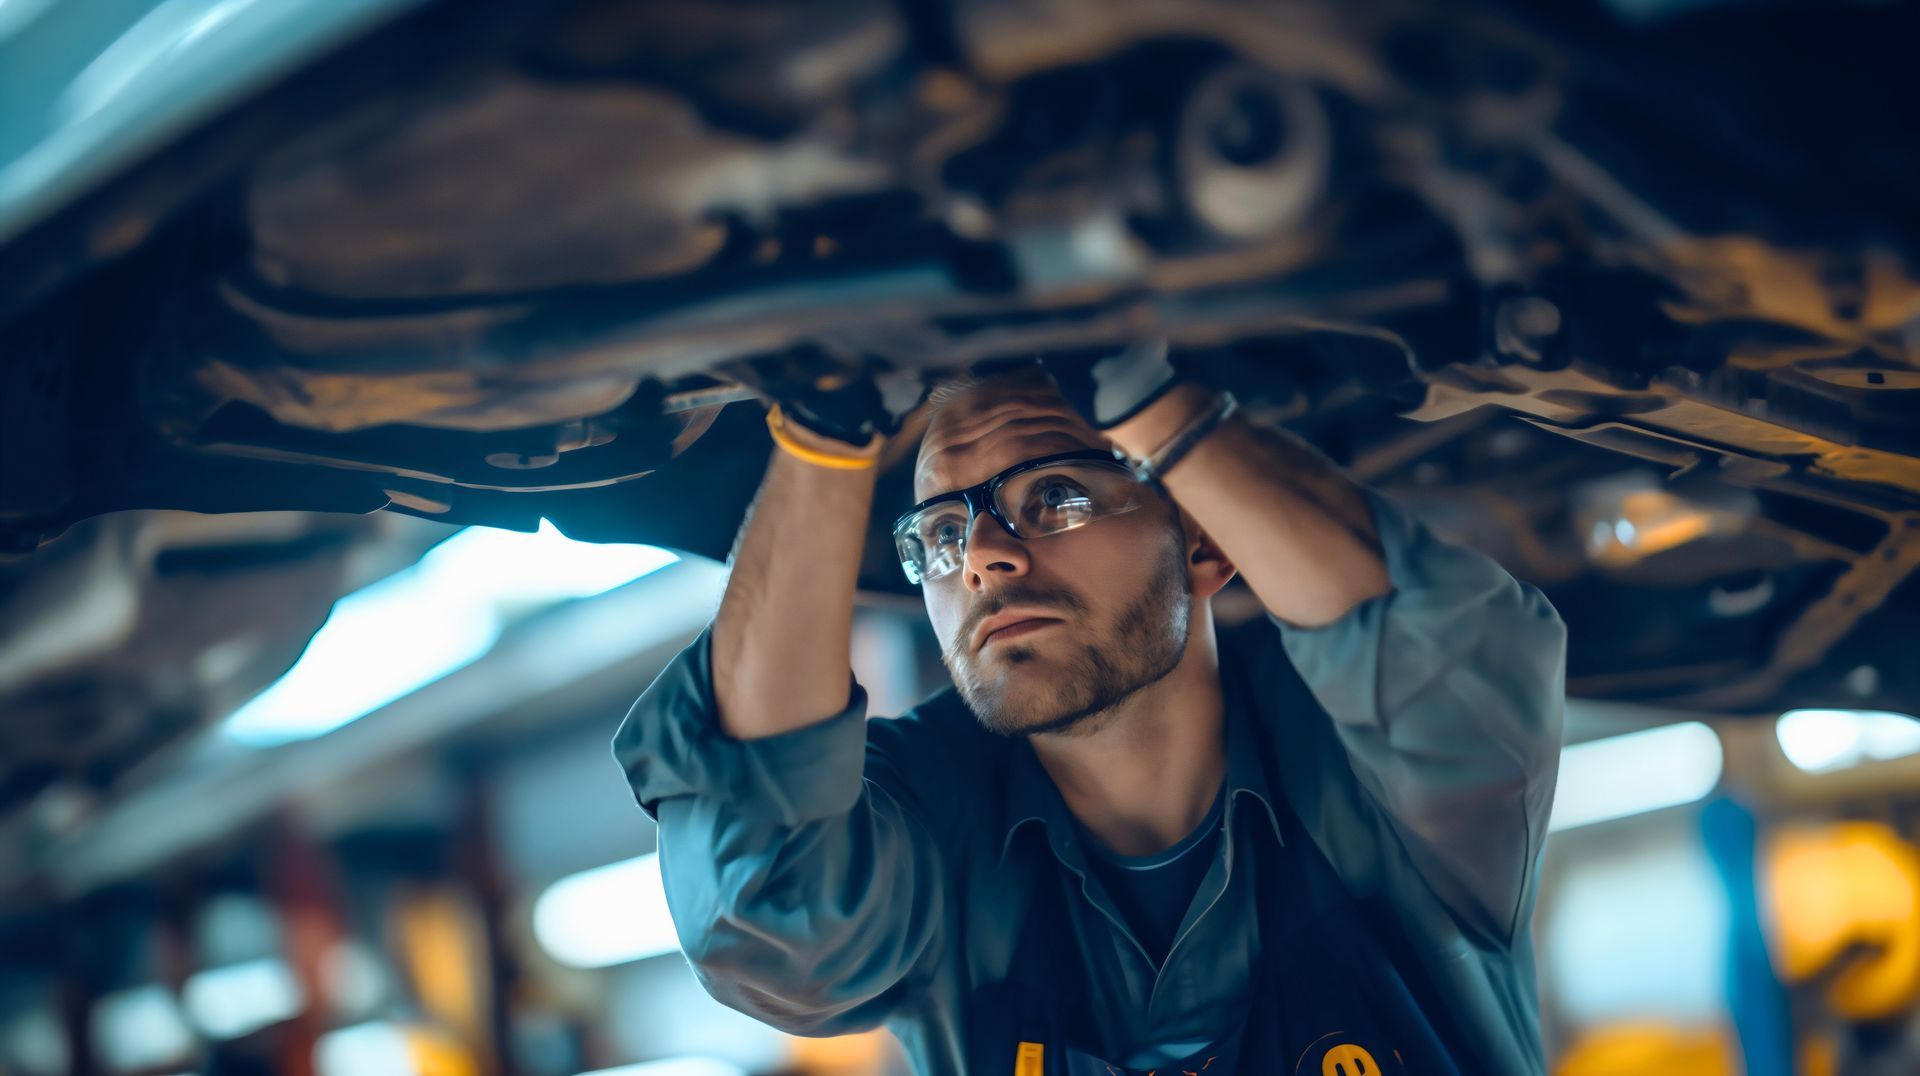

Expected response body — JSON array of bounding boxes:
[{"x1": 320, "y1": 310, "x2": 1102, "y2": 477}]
[{"x1": 614, "y1": 493, "x2": 1566, "y2": 1075}]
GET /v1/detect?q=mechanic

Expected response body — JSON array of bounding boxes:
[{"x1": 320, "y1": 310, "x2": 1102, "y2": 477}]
[{"x1": 615, "y1": 345, "x2": 1565, "y2": 1075}]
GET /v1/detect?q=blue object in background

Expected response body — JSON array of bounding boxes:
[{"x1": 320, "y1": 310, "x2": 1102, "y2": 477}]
[{"x1": 1700, "y1": 796, "x2": 1794, "y2": 1076}]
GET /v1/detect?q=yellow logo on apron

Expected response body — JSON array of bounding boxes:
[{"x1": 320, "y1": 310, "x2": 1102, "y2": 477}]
[{"x1": 1321, "y1": 1043, "x2": 1381, "y2": 1076}]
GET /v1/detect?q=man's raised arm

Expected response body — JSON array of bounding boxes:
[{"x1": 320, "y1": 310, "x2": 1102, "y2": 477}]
[
  {"x1": 1105, "y1": 381, "x2": 1390, "y2": 630},
  {"x1": 712, "y1": 421, "x2": 879, "y2": 740},
  {"x1": 613, "y1": 392, "x2": 946, "y2": 1035},
  {"x1": 1059, "y1": 355, "x2": 1564, "y2": 950}
]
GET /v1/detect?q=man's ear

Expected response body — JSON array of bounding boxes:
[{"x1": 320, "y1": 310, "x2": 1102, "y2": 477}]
[{"x1": 1179, "y1": 509, "x2": 1237, "y2": 599}]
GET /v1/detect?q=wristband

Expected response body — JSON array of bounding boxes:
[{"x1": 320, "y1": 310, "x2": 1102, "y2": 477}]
[
  {"x1": 766, "y1": 404, "x2": 883, "y2": 470},
  {"x1": 1126, "y1": 392, "x2": 1238, "y2": 488}
]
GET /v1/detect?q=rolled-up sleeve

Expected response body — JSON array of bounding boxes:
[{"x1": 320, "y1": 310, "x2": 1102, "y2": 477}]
[
  {"x1": 612, "y1": 627, "x2": 946, "y2": 1035},
  {"x1": 1276, "y1": 491, "x2": 1566, "y2": 947}
]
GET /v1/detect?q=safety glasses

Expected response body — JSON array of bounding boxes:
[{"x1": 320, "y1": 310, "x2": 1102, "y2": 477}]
[{"x1": 892, "y1": 450, "x2": 1151, "y2": 584}]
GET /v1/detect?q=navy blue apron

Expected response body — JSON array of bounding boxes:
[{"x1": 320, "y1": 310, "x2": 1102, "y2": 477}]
[{"x1": 966, "y1": 799, "x2": 1471, "y2": 1075}]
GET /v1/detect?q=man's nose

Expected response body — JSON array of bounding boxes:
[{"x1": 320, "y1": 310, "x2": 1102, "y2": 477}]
[{"x1": 962, "y1": 510, "x2": 1029, "y2": 591}]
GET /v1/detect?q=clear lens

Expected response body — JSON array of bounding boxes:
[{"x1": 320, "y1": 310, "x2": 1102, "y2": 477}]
[
  {"x1": 894, "y1": 461, "x2": 1144, "y2": 584},
  {"x1": 998, "y1": 461, "x2": 1144, "y2": 538},
  {"x1": 897, "y1": 504, "x2": 971, "y2": 584}
]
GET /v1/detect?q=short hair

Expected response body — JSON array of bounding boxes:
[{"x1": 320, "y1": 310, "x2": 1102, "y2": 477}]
[
  {"x1": 923, "y1": 371, "x2": 983, "y2": 412},
  {"x1": 922, "y1": 360, "x2": 1054, "y2": 419}
]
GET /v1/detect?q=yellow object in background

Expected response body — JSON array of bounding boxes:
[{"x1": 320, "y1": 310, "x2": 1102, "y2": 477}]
[
  {"x1": 1798, "y1": 1033, "x2": 1839, "y2": 1076},
  {"x1": 405, "y1": 1026, "x2": 481, "y2": 1076},
  {"x1": 788, "y1": 1028, "x2": 895, "y2": 1074},
  {"x1": 394, "y1": 885, "x2": 493, "y2": 1056},
  {"x1": 1765, "y1": 821, "x2": 1920, "y2": 1020},
  {"x1": 1554, "y1": 1023, "x2": 1734, "y2": 1076}
]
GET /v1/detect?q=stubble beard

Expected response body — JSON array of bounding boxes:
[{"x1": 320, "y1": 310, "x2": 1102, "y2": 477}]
[{"x1": 944, "y1": 541, "x2": 1192, "y2": 739}]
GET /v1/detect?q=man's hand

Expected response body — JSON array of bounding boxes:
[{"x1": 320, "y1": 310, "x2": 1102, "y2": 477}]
[
  {"x1": 1058, "y1": 342, "x2": 1391, "y2": 629},
  {"x1": 755, "y1": 361, "x2": 929, "y2": 448},
  {"x1": 1040, "y1": 339, "x2": 1185, "y2": 430}
]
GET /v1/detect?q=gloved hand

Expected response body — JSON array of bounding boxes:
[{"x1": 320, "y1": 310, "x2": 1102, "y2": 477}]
[
  {"x1": 1040, "y1": 338, "x2": 1184, "y2": 430},
  {"x1": 755, "y1": 360, "x2": 929, "y2": 449}
]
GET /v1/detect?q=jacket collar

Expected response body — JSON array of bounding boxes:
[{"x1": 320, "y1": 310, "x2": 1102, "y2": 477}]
[{"x1": 997, "y1": 663, "x2": 1284, "y2": 865}]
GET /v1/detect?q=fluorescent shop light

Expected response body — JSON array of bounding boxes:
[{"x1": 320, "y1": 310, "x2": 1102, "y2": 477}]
[
  {"x1": 183, "y1": 957, "x2": 304, "y2": 1039},
  {"x1": 1549, "y1": 721, "x2": 1723, "y2": 832},
  {"x1": 92, "y1": 985, "x2": 195, "y2": 1073},
  {"x1": 1776, "y1": 708, "x2": 1920, "y2": 774},
  {"x1": 575, "y1": 1059, "x2": 749, "y2": 1076},
  {"x1": 1542, "y1": 837, "x2": 1727, "y2": 1025},
  {"x1": 224, "y1": 521, "x2": 676, "y2": 745},
  {"x1": 314, "y1": 1022, "x2": 414, "y2": 1076},
  {"x1": 534, "y1": 853, "x2": 680, "y2": 968}
]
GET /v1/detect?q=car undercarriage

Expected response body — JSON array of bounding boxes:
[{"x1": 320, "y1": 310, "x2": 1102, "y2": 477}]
[{"x1": 3, "y1": 0, "x2": 1919, "y2": 824}]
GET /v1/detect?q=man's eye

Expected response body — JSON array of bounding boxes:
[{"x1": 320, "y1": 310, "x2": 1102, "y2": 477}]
[
  {"x1": 927, "y1": 515, "x2": 967, "y2": 545},
  {"x1": 1032, "y1": 481, "x2": 1090, "y2": 511}
]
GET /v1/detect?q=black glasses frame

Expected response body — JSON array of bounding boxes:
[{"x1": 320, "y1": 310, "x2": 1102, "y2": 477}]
[{"x1": 892, "y1": 449, "x2": 1132, "y2": 582}]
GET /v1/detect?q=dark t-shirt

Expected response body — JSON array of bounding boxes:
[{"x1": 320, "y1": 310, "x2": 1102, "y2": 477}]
[{"x1": 1078, "y1": 788, "x2": 1227, "y2": 969}]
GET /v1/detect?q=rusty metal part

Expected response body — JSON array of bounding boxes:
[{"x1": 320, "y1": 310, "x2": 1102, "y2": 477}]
[
  {"x1": 248, "y1": 79, "x2": 884, "y2": 300},
  {"x1": 1411, "y1": 355, "x2": 1920, "y2": 503},
  {"x1": 954, "y1": 0, "x2": 1388, "y2": 99},
  {"x1": 1402, "y1": 294, "x2": 1920, "y2": 704},
  {"x1": 1666, "y1": 515, "x2": 1920, "y2": 710},
  {"x1": 1175, "y1": 63, "x2": 1332, "y2": 241},
  {"x1": 1349, "y1": 408, "x2": 1493, "y2": 481},
  {"x1": 660, "y1": 381, "x2": 761, "y2": 413}
]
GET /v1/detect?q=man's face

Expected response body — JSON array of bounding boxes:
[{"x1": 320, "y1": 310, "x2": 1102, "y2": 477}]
[{"x1": 914, "y1": 371, "x2": 1192, "y2": 738}]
